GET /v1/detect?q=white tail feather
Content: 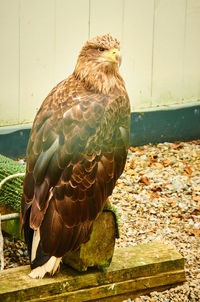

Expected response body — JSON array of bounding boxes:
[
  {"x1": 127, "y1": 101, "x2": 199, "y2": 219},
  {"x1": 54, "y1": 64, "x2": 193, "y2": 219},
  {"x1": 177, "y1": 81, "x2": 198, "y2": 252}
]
[{"x1": 31, "y1": 229, "x2": 40, "y2": 262}]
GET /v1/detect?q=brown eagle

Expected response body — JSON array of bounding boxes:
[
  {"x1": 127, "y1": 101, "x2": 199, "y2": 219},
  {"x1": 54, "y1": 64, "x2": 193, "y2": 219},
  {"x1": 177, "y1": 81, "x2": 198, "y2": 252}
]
[{"x1": 21, "y1": 34, "x2": 130, "y2": 278}]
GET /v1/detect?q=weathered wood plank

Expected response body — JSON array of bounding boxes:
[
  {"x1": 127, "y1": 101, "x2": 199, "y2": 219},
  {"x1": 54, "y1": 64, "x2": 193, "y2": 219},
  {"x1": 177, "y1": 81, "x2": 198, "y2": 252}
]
[
  {"x1": 30, "y1": 270, "x2": 186, "y2": 302},
  {"x1": 0, "y1": 242, "x2": 185, "y2": 301}
]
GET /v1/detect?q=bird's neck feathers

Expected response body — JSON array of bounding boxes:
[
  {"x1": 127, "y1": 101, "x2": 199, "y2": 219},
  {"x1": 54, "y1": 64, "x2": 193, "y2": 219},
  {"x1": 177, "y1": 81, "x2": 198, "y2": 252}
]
[{"x1": 73, "y1": 59, "x2": 126, "y2": 95}]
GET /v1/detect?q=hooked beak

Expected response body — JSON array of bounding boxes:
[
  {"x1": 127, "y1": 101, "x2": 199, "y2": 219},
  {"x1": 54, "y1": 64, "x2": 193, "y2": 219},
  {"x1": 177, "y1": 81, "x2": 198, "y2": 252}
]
[{"x1": 100, "y1": 48, "x2": 121, "y2": 66}]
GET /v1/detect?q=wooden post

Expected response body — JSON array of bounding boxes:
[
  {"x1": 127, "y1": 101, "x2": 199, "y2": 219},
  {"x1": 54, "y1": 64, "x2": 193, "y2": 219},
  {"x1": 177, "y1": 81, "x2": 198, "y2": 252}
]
[{"x1": 63, "y1": 210, "x2": 118, "y2": 271}]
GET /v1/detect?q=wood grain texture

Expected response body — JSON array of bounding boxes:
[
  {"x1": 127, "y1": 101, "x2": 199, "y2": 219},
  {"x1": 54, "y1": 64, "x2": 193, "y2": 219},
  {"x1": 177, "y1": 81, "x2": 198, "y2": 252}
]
[
  {"x1": 0, "y1": 0, "x2": 19, "y2": 125},
  {"x1": 1, "y1": 0, "x2": 200, "y2": 126},
  {"x1": 0, "y1": 242, "x2": 185, "y2": 301}
]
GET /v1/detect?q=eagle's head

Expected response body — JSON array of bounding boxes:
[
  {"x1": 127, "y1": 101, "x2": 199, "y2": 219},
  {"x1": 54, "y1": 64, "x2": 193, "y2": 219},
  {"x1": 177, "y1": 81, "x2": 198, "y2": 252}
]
[
  {"x1": 80, "y1": 34, "x2": 121, "y2": 68},
  {"x1": 74, "y1": 34, "x2": 124, "y2": 94}
]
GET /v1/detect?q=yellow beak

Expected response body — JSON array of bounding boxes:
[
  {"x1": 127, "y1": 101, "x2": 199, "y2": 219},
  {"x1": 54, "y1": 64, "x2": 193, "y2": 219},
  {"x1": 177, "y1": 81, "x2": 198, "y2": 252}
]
[{"x1": 101, "y1": 48, "x2": 120, "y2": 64}]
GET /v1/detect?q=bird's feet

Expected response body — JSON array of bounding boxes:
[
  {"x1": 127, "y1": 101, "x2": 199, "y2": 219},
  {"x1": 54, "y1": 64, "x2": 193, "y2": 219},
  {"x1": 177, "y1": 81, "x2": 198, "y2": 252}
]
[{"x1": 29, "y1": 256, "x2": 62, "y2": 279}]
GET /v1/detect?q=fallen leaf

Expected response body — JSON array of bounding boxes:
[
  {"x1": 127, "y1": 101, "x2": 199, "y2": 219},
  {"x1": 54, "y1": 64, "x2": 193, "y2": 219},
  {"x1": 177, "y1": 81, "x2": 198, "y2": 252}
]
[
  {"x1": 170, "y1": 142, "x2": 183, "y2": 149},
  {"x1": 170, "y1": 217, "x2": 181, "y2": 222},
  {"x1": 190, "y1": 208, "x2": 200, "y2": 216},
  {"x1": 124, "y1": 163, "x2": 128, "y2": 171},
  {"x1": 187, "y1": 229, "x2": 200, "y2": 237},
  {"x1": 169, "y1": 201, "x2": 177, "y2": 208},
  {"x1": 152, "y1": 192, "x2": 160, "y2": 198},
  {"x1": 186, "y1": 140, "x2": 200, "y2": 145},
  {"x1": 140, "y1": 145, "x2": 150, "y2": 150},
  {"x1": 186, "y1": 215, "x2": 195, "y2": 220},
  {"x1": 192, "y1": 196, "x2": 200, "y2": 203},
  {"x1": 152, "y1": 162, "x2": 163, "y2": 169},
  {"x1": 161, "y1": 182, "x2": 171, "y2": 187},
  {"x1": 151, "y1": 185, "x2": 162, "y2": 192},
  {"x1": 149, "y1": 153, "x2": 158, "y2": 162},
  {"x1": 129, "y1": 159, "x2": 135, "y2": 170},
  {"x1": 126, "y1": 169, "x2": 134, "y2": 176},
  {"x1": 162, "y1": 159, "x2": 172, "y2": 167},
  {"x1": 147, "y1": 231, "x2": 154, "y2": 236},
  {"x1": 129, "y1": 146, "x2": 137, "y2": 152},
  {"x1": 184, "y1": 165, "x2": 193, "y2": 175},
  {"x1": 139, "y1": 176, "x2": 150, "y2": 186}
]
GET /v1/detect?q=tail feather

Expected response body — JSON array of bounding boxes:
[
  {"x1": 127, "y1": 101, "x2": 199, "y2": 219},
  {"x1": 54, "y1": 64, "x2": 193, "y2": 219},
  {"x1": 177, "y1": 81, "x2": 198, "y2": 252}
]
[
  {"x1": 23, "y1": 207, "x2": 34, "y2": 263},
  {"x1": 23, "y1": 207, "x2": 51, "y2": 274},
  {"x1": 31, "y1": 229, "x2": 40, "y2": 262},
  {"x1": 23, "y1": 204, "x2": 93, "y2": 279}
]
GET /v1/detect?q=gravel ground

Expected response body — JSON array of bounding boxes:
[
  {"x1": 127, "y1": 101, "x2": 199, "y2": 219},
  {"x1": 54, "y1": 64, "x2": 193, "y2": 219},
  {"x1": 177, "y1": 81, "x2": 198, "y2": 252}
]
[
  {"x1": 2, "y1": 141, "x2": 200, "y2": 301},
  {"x1": 113, "y1": 141, "x2": 200, "y2": 302},
  {"x1": 3, "y1": 235, "x2": 29, "y2": 268}
]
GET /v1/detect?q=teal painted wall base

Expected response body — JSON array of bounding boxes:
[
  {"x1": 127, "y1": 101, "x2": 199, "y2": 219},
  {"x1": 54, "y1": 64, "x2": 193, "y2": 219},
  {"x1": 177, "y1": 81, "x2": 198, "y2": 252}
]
[
  {"x1": 0, "y1": 104, "x2": 200, "y2": 158},
  {"x1": 0, "y1": 129, "x2": 30, "y2": 159},
  {"x1": 130, "y1": 104, "x2": 200, "y2": 146}
]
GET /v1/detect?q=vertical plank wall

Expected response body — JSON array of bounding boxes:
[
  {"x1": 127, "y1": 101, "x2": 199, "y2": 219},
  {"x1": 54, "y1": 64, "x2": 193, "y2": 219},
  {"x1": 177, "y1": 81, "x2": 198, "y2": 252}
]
[
  {"x1": 0, "y1": 0, "x2": 200, "y2": 126},
  {"x1": 0, "y1": 0, "x2": 19, "y2": 125}
]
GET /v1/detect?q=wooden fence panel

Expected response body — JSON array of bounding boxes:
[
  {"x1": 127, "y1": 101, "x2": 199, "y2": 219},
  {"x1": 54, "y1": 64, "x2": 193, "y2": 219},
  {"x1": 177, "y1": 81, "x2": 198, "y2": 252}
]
[
  {"x1": 0, "y1": 0, "x2": 20, "y2": 126},
  {"x1": 0, "y1": 0, "x2": 200, "y2": 127}
]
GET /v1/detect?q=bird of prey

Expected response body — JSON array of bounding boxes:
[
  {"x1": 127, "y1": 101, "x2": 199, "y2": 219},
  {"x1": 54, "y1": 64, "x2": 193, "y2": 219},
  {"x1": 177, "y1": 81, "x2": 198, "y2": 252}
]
[{"x1": 20, "y1": 33, "x2": 130, "y2": 279}]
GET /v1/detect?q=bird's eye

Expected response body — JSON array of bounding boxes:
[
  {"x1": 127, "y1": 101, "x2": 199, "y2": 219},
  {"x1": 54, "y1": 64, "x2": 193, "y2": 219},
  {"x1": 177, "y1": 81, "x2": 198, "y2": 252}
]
[{"x1": 99, "y1": 47, "x2": 105, "y2": 52}]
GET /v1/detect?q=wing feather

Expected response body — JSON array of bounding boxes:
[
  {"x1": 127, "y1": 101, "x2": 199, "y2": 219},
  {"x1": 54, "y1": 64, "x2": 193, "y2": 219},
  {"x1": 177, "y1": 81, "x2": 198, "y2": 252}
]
[
  {"x1": 33, "y1": 139, "x2": 58, "y2": 184},
  {"x1": 21, "y1": 75, "x2": 130, "y2": 257}
]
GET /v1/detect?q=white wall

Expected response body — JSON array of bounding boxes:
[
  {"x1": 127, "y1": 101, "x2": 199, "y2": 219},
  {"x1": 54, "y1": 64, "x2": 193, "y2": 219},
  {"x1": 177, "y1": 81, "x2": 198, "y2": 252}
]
[{"x1": 0, "y1": 0, "x2": 200, "y2": 126}]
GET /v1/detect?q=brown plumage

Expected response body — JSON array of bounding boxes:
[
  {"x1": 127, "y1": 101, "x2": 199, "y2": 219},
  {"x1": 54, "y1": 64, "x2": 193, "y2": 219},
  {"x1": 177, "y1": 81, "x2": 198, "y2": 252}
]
[{"x1": 21, "y1": 33, "x2": 130, "y2": 278}]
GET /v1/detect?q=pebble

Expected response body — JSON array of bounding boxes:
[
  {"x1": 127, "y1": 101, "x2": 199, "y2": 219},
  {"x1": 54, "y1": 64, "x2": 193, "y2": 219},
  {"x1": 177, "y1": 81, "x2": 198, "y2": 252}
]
[
  {"x1": 2, "y1": 236, "x2": 29, "y2": 268},
  {"x1": 112, "y1": 141, "x2": 200, "y2": 301}
]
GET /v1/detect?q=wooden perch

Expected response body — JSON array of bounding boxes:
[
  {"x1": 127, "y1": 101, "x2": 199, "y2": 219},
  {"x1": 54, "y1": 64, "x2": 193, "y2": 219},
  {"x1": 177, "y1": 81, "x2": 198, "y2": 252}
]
[{"x1": 0, "y1": 242, "x2": 185, "y2": 301}]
